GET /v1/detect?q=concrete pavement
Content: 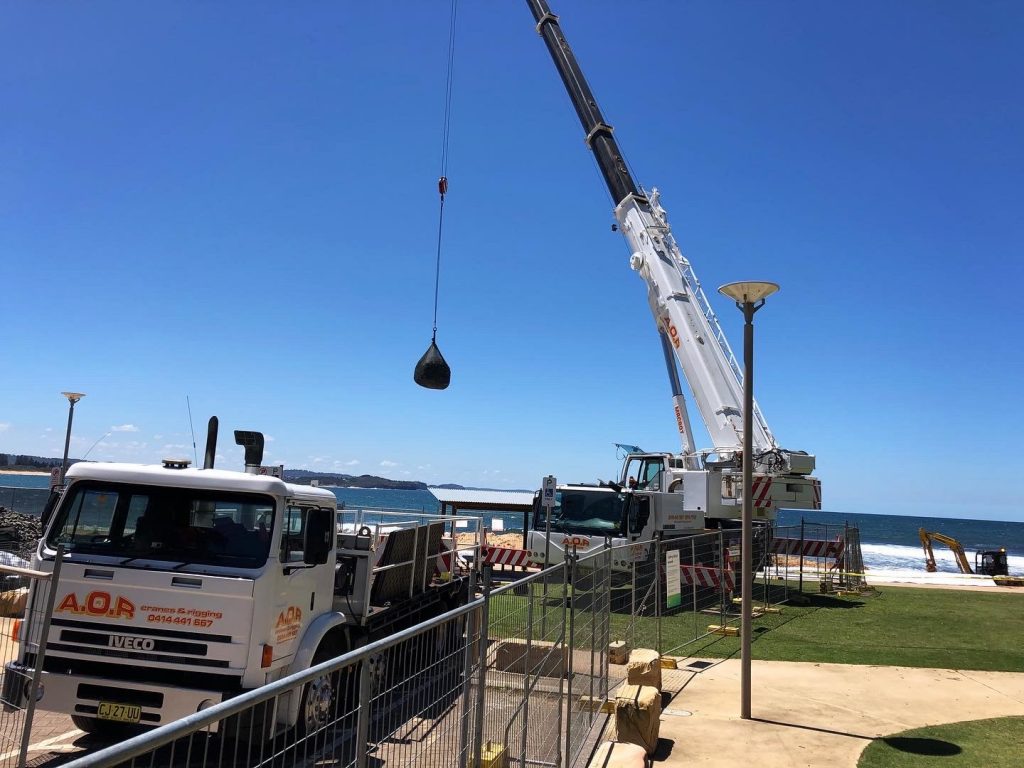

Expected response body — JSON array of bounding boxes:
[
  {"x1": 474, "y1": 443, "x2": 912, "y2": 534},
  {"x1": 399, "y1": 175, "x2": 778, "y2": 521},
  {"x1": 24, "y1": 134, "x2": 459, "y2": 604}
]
[{"x1": 638, "y1": 659, "x2": 1024, "y2": 767}]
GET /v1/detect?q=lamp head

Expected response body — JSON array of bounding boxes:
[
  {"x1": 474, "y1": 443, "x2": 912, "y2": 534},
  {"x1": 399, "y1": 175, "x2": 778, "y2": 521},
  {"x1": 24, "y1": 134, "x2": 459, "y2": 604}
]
[
  {"x1": 60, "y1": 392, "x2": 86, "y2": 404},
  {"x1": 718, "y1": 281, "x2": 779, "y2": 304}
]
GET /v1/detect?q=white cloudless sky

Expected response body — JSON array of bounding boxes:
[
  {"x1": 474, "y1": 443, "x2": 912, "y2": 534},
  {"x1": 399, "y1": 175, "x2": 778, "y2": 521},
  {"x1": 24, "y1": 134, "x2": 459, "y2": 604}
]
[{"x1": 1, "y1": 1, "x2": 1022, "y2": 521}]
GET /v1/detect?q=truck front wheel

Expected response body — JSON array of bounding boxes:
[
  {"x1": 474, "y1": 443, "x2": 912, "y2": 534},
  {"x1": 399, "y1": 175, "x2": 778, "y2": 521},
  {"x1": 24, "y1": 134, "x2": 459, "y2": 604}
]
[{"x1": 298, "y1": 638, "x2": 347, "y2": 738}]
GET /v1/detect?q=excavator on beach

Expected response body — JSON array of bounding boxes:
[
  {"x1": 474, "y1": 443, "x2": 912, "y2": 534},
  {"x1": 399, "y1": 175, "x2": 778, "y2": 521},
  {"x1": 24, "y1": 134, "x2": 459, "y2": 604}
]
[{"x1": 918, "y1": 527, "x2": 1009, "y2": 577}]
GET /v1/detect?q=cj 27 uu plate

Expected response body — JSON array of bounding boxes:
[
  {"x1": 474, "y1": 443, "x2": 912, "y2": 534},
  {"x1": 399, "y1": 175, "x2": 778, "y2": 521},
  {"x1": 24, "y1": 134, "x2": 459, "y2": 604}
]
[{"x1": 97, "y1": 702, "x2": 141, "y2": 723}]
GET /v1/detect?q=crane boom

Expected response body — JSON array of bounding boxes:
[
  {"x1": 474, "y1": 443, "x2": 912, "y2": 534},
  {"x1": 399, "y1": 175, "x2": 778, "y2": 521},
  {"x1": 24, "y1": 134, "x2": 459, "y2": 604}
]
[{"x1": 526, "y1": 0, "x2": 779, "y2": 459}]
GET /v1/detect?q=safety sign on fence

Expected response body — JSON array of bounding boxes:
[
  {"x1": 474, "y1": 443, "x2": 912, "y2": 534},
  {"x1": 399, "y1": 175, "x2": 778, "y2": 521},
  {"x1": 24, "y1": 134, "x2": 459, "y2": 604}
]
[{"x1": 665, "y1": 549, "x2": 681, "y2": 608}]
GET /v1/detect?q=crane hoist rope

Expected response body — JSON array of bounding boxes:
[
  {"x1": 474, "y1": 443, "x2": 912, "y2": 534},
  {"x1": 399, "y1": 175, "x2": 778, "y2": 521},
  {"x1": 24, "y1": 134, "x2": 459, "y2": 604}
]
[{"x1": 415, "y1": 0, "x2": 459, "y2": 391}]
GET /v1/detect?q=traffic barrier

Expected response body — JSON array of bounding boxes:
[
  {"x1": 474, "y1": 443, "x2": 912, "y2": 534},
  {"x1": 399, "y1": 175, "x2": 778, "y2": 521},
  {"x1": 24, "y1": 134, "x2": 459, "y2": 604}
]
[
  {"x1": 771, "y1": 536, "x2": 844, "y2": 560},
  {"x1": 679, "y1": 564, "x2": 735, "y2": 591},
  {"x1": 482, "y1": 546, "x2": 533, "y2": 567}
]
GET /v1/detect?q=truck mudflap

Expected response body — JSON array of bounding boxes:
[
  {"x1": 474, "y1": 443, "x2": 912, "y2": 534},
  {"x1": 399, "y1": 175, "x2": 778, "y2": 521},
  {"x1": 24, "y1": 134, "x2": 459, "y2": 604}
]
[{"x1": 32, "y1": 667, "x2": 228, "y2": 729}]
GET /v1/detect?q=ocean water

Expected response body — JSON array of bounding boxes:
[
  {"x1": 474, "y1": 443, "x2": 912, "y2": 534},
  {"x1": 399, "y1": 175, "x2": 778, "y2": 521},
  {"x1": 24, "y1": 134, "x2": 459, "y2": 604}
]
[{"x1": 5, "y1": 474, "x2": 1023, "y2": 576}]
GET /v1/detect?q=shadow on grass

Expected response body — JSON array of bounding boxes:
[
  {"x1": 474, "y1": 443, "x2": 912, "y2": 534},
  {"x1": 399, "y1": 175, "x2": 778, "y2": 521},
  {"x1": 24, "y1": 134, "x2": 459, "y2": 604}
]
[
  {"x1": 798, "y1": 594, "x2": 865, "y2": 609},
  {"x1": 882, "y1": 737, "x2": 961, "y2": 756}
]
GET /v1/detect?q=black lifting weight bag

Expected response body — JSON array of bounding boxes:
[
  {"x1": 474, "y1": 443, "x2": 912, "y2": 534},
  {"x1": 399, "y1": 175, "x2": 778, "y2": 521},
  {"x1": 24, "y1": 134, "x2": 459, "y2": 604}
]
[{"x1": 414, "y1": 340, "x2": 451, "y2": 390}]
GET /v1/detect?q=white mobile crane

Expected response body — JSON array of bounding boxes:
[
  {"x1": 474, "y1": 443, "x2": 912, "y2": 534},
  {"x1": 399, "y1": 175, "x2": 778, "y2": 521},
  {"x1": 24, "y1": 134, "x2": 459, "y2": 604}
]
[{"x1": 522, "y1": 0, "x2": 821, "y2": 564}]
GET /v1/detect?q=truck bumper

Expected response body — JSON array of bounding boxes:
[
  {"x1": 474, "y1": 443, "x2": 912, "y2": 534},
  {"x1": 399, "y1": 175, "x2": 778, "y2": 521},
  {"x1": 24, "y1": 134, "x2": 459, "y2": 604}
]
[{"x1": 14, "y1": 663, "x2": 231, "y2": 729}]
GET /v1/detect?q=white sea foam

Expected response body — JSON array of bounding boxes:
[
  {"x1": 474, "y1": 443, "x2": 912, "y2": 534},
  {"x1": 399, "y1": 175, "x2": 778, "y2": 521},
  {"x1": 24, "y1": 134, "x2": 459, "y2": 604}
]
[{"x1": 860, "y1": 543, "x2": 1024, "y2": 576}]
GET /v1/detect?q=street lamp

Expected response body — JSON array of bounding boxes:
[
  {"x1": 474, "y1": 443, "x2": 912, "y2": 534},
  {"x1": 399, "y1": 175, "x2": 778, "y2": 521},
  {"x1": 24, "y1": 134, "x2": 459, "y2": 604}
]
[
  {"x1": 60, "y1": 392, "x2": 85, "y2": 484},
  {"x1": 717, "y1": 280, "x2": 778, "y2": 720}
]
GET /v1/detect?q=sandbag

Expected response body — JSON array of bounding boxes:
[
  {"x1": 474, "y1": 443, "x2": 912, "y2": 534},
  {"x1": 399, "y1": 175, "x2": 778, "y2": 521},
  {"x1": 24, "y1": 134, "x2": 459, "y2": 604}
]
[{"x1": 414, "y1": 340, "x2": 451, "y2": 390}]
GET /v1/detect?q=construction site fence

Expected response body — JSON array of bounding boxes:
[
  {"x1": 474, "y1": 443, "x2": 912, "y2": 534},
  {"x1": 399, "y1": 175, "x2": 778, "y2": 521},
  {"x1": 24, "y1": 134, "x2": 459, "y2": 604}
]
[
  {"x1": 771, "y1": 521, "x2": 866, "y2": 592},
  {"x1": 0, "y1": 488, "x2": 48, "y2": 520},
  {"x1": 51, "y1": 522, "x2": 863, "y2": 768},
  {"x1": 0, "y1": 550, "x2": 63, "y2": 768},
  {"x1": 609, "y1": 526, "x2": 790, "y2": 659},
  {"x1": 61, "y1": 553, "x2": 615, "y2": 768}
]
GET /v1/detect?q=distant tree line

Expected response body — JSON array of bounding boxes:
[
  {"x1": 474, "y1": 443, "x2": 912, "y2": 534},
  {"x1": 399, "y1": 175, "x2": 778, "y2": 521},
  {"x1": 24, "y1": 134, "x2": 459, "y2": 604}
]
[
  {"x1": 282, "y1": 470, "x2": 433, "y2": 491},
  {"x1": 0, "y1": 454, "x2": 69, "y2": 471},
  {"x1": 0, "y1": 453, "x2": 468, "y2": 490}
]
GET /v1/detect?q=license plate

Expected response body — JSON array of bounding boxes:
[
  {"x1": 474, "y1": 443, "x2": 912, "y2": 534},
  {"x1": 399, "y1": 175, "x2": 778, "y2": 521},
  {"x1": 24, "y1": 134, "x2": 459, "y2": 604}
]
[{"x1": 97, "y1": 702, "x2": 142, "y2": 723}]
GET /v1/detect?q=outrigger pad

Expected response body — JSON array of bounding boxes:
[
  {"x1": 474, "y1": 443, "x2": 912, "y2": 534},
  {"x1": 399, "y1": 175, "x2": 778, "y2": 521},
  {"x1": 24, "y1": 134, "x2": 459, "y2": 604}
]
[{"x1": 414, "y1": 340, "x2": 451, "y2": 390}]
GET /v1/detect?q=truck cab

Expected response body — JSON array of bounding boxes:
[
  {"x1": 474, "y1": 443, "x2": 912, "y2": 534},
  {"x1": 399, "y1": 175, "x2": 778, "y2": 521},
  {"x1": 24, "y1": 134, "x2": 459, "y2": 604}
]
[{"x1": 9, "y1": 460, "x2": 337, "y2": 735}]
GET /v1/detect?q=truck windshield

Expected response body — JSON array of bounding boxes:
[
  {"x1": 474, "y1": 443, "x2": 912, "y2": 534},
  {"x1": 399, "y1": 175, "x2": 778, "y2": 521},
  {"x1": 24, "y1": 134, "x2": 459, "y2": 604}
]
[
  {"x1": 534, "y1": 490, "x2": 624, "y2": 536},
  {"x1": 46, "y1": 481, "x2": 276, "y2": 569}
]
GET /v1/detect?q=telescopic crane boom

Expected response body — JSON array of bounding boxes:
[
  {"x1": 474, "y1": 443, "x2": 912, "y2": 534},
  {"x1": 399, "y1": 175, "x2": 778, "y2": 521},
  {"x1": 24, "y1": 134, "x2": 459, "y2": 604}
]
[{"x1": 525, "y1": 0, "x2": 814, "y2": 479}]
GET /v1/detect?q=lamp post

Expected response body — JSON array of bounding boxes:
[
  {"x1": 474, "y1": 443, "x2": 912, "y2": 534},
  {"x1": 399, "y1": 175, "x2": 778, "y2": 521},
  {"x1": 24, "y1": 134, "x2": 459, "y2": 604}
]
[
  {"x1": 60, "y1": 392, "x2": 85, "y2": 484},
  {"x1": 717, "y1": 281, "x2": 778, "y2": 720}
]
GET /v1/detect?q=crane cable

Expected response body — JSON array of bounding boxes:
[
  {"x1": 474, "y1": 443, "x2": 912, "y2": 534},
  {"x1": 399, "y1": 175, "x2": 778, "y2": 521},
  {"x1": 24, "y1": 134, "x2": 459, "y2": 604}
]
[
  {"x1": 431, "y1": 0, "x2": 459, "y2": 343},
  {"x1": 414, "y1": 0, "x2": 458, "y2": 390}
]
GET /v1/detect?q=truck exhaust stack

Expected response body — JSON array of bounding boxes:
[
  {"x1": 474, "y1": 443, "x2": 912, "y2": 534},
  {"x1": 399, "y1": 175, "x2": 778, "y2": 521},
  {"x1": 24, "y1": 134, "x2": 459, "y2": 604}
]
[
  {"x1": 203, "y1": 416, "x2": 218, "y2": 469},
  {"x1": 233, "y1": 430, "x2": 264, "y2": 474}
]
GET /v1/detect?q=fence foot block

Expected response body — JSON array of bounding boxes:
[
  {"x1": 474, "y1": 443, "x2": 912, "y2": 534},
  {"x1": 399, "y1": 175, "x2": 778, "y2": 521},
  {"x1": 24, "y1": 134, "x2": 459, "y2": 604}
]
[
  {"x1": 478, "y1": 740, "x2": 507, "y2": 768},
  {"x1": 611, "y1": 684, "x2": 661, "y2": 756},
  {"x1": 589, "y1": 740, "x2": 650, "y2": 768},
  {"x1": 626, "y1": 649, "x2": 662, "y2": 690},
  {"x1": 659, "y1": 656, "x2": 679, "y2": 670},
  {"x1": 707, "y1": 624, "x2": 740, "y2": 636}
]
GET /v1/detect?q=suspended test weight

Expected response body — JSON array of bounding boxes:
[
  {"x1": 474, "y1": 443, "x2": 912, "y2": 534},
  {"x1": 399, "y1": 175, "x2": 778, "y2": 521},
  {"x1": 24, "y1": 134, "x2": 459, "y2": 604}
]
[{"x1": 414, "y1": 338, "x2": 451, "y2": 390}]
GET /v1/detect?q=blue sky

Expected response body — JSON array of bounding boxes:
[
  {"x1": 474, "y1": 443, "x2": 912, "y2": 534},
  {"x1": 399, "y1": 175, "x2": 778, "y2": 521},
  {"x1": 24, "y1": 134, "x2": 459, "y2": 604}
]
[{"x1": 2, "y1": 1, "x2": 1022, "y2": 521}]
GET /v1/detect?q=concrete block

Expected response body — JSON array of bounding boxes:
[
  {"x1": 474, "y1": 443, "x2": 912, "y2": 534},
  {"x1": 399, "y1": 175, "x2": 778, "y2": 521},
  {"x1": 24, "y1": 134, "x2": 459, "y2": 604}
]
[
  {"x1": 0, "y1": 588, "x2": 27, "y2": 618},
  {"x1": 626, "y1": 648, "x2": 662, "y2": 690},
  {"x1": 610, "y1": 684, "x2": 661, "y2": 756},
  {"x1": 492, "y1": 639, "x2": 567, "y2": 678},
  {"x1": 589, "y1": 740, "x2": 649, "y2": 767},
  {"x1": 609, "y1": 639, "x2": 629, "y2": 665}
]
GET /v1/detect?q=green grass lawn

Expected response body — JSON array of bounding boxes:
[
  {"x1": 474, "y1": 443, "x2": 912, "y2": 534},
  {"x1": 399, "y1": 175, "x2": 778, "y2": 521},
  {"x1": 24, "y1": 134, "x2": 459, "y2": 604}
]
[
  {"x1": 488, "y1": 583, "x2": 1024, "y2": 672},
  {"x1": 857, "y1": 716, "x2": 1024, "y2": 767},
  {"x1": 661, "y1": 587, "x2": 1024, "y2": 671}
]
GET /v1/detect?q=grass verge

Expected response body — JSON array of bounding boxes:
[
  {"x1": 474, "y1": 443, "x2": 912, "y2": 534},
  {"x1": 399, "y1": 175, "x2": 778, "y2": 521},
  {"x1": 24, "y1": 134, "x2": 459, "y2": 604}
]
[
  {"x1": 857, "y1": 716, "x2": 1024, "y2": 767},
  {"x1": 673, "y1": 586, "x2": 1024, "y2": 670}
]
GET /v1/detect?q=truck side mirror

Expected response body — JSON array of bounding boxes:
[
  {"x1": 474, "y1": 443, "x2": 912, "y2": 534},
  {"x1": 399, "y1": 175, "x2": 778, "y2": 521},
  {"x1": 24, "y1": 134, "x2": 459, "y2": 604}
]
[{"x1": 303, "y1": 508, "x2": 333, "y2": 565}]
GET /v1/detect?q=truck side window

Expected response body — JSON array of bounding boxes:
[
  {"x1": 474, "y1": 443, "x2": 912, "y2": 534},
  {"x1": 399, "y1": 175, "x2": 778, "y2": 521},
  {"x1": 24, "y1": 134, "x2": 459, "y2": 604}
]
[
  {"x1": 281, "y1": 506, "x2": 307, "y2": 564},
  {"x1": 638, "y1": 459, "x2": 663, "y2": 491}
]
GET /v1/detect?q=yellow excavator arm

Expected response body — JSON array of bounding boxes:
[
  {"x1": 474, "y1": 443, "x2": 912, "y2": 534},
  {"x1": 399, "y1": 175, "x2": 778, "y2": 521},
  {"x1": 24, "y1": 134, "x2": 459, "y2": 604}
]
[{"x1": 919, "y1": 528, "x2": 973, "y2": 574}]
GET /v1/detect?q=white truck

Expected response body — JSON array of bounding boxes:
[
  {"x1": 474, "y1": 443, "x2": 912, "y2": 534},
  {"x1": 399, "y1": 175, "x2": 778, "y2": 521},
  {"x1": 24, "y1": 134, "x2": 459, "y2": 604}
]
[
  {"x1": 519, "y1": 0, "x2": 820, "y2": 569},
  {"x1": 5, "y1": 422, "x2": 478, "y2": 740}
]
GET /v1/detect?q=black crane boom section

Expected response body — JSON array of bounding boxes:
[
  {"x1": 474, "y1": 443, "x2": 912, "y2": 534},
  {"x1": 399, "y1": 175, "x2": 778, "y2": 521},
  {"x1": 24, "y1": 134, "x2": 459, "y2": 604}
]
[{"x1": 526, "y1": 0, "x2": 643, "y2": 206}]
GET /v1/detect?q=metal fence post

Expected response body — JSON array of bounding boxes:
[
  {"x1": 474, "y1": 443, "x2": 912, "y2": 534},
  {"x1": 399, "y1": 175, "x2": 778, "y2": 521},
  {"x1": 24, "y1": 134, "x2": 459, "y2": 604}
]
[
  {"x1": 18, "y1": 547, "x2": 64, "y2": 768},
  {"x1": 718, "y1": 530, "x2": 727, "y2": 629},
  {"x1": 458, "y1": 568, "x2": 479, "y2": 768},
  {"x1": 355, "y1": 650, "x2": 372, "y2": 768},
  {"x1": 655, "y1": 535, "x2": 663, "y2": 655},
  {"x1": 519, "y1": 568, "x2": 535, "y2": 767},
  {"x1": 799, "y1": 517, "x2": 805, "y2": 594},
  {"x1": 562, "y1": 550, "x2": 575, "y2": 768},
  {"x1": 473, "y1": 567, "x2": 492, "y2": 768}
]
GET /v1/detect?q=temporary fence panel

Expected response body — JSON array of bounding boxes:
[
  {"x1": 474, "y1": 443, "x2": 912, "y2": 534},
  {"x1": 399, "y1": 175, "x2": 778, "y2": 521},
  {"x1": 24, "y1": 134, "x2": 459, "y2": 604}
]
[
  {"x1": 0, "y1": 551, "x2": 63, "y2": 768},
  {"x1": 563, "y1": 547, "x2": 612, "y2": 767}
]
